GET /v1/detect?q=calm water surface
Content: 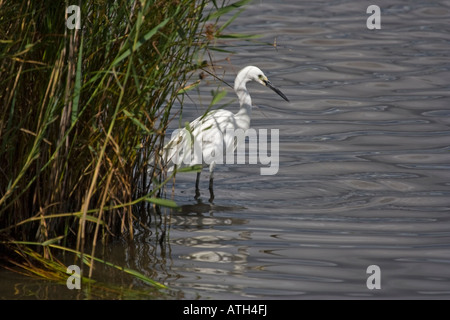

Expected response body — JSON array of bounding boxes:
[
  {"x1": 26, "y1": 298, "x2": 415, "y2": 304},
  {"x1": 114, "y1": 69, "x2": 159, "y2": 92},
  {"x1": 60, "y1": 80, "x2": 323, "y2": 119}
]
[{"x1": 2, "y1": 0, "x2": 450, "y2": 299}]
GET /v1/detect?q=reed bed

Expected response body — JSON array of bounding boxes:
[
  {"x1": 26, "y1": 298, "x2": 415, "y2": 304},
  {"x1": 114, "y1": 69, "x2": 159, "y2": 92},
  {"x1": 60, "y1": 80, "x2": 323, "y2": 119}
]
[{"x1": 0, "y1": 0, "x2": 251, "y2": 292}]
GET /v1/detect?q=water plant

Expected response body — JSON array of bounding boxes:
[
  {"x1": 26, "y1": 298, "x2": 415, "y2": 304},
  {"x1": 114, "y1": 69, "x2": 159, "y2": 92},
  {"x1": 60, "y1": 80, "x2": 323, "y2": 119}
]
[{"x1": 0, "y1": 0, "x2": 251, "y2": 296}]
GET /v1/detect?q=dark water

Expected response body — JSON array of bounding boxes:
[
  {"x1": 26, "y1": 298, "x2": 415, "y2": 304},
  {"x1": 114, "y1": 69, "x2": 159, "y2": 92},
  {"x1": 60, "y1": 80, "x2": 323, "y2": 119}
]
[{"x1": 2, "y1": 0, "x2": 450, "y2": 299}]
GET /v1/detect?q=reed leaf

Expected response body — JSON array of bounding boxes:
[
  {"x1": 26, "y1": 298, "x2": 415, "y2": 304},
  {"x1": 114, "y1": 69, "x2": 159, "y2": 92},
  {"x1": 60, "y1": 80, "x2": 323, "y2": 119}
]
[
  {"x1": 145, "y1": 197, "x2": 179, "y2": 209},
  {"x1": 0, "y1": 0, "x2": 251, "y2": 296}
]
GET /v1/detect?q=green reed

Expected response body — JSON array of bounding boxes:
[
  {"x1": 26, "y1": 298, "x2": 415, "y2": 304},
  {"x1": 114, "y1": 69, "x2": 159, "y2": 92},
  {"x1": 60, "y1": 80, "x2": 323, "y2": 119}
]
[{"x1": 0, "y1": 0, "x2": 251, "y2": 291}]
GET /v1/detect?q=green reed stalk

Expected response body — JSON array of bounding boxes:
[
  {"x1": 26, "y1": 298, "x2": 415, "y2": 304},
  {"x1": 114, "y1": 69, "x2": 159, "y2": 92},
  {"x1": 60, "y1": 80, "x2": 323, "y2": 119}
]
[{"x1": 0, "y1": 0, "x2": 252, "y2": 292}]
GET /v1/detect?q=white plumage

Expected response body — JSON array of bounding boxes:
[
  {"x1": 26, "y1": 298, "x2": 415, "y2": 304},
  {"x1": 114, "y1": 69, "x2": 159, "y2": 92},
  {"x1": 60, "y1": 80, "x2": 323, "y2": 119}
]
[{"x1": 162, "y1": 66, "x2": 289, "y2": 201}]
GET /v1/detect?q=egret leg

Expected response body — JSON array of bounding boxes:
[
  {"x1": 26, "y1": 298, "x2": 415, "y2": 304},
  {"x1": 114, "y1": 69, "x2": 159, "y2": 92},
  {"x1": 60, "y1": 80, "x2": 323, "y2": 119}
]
[
  {"x1": 208, "y1": 162, "x2": 215, "y2": 203},
  {"x1": 195, "y1": 172, "x2": 201, "y2": 200},
  {"x1": 208, "y1": 173, "x2": 214, "y2": 203}
]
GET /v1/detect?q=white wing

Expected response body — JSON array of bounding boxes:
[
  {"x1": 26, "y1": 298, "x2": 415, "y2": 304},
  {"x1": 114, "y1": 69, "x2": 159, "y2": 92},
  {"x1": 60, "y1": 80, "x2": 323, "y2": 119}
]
[{"x1": 163, "y1": 109, "x2": 241, "y2": 171}]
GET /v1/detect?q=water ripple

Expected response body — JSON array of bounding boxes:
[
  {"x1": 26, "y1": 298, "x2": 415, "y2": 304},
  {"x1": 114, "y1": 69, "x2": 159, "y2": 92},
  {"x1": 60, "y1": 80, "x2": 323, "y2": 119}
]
[{"x1": 134, "y1": 0, "x2": 450, "y2": 299}]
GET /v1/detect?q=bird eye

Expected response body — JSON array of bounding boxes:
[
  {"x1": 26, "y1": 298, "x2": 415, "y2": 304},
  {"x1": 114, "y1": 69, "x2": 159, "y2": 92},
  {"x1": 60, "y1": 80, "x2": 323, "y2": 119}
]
[{"x1": 258, "y1": 74, "x2": 263, "y2": 79}]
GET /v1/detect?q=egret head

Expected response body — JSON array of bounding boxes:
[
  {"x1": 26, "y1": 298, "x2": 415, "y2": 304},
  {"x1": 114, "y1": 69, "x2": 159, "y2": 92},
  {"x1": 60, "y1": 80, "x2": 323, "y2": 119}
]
[{"x1": 239, "y1": 66, "x2": 290, "y2": 102}]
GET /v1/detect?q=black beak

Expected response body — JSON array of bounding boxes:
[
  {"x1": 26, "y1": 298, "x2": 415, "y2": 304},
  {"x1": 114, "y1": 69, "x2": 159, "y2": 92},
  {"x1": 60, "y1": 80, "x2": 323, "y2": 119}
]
[{"x1": 264, "y1": 80, "x2": 289, "y2": 102}]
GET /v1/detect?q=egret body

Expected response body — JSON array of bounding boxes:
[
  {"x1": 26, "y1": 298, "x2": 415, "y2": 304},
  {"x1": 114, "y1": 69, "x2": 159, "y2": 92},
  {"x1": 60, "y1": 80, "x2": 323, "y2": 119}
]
[{"x1": 163, "y1": 66, "x2": 289, "y2": 201}]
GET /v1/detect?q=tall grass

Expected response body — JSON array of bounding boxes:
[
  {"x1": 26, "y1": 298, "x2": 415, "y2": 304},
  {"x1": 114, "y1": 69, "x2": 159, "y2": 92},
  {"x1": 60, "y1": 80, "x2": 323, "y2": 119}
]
[{"x1": 0, "y1": 0, "x2": 251, "y2": 290}]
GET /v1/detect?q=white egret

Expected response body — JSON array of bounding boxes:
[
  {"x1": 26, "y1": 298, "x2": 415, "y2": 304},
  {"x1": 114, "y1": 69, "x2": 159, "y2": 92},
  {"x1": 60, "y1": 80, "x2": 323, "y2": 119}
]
[{"x1": 162, "y1": 66, "x2": 289, "y2": 201}]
